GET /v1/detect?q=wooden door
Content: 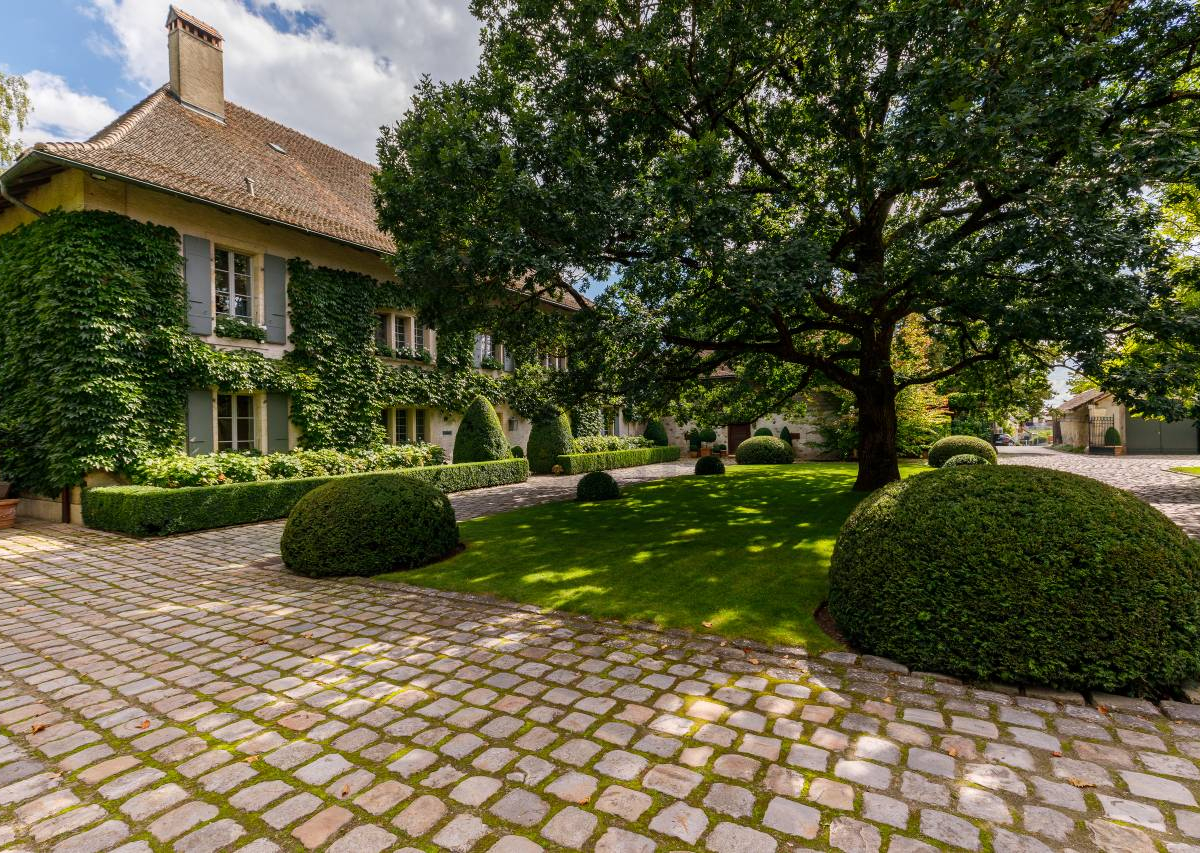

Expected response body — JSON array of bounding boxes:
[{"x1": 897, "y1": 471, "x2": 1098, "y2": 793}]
[{"x1": 727, "y1": 423, "x2": 752, "y2": 451}]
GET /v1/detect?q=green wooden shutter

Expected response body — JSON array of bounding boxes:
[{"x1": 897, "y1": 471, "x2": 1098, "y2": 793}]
[
  {"x1": 264, "y1": 255, "x2": 287, "y2": 344},
  {"x1": 183, "y1": 235, "x2": 213, "y2": 335},
  {"x1": 266, "y1": 393, "x2": 291, "y2": 453},
  {"x1": 187, "y1": 390, "x2": 214, "y2": 456}
]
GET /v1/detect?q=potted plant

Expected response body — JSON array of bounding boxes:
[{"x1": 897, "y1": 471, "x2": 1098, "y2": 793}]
[
  {"x1": 713, "y1": 442, "x2": 727, "y2": 457},
  {"x1": 0, "y1": 480, "x2": 17, "y2": 530},
  {"x1": 698, "y1": 427, "x2": 717, "y2": 456},
  {"x1": 685, "y1": 428, "x2": 701, "y2": 458}
]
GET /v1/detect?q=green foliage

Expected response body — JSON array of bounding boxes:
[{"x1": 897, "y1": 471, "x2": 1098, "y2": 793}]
[
  {"x1": 376, "y1": 0, "x2": 1200, "y2": 488},
  {"x1": 942, "y1": 454, "x2": 990, "y2": 468},
  {"x1": 214, "y1": 316, "x2": 267, "y2": 342},
  {"x1": 571, "y1": 408, "x2": 604, "y2": 438},
  {"x1": 754, "y1": 428, "x2": 774, "y2": 437},
  {"x1": 555, "y1": 445, "x2": 682, "y2": 475},
  {"x1": 83, "y1": 459, "x2": 528, "y2": 536},
  {"x1": 643, "y1": 420, "x2": 669, "y2": 446},
  {"x1": 928, "y1": 435, "x2": 997, "y2": 468},
  {"x1": 695, "y1": 455, "x2": 725, "y2": 475},
  {"x1": 829, "y1": 466, "x2": 1200, "y2": 694},
  {"x1": 735, "y1": 436, "x2": 794, "y2": 465},
  {"x1": 576, "y1": 470, "x2": 620, "y2": 501},
  {"x1": 571, "y1": 435, "x2": 653, "y2": 453},
  {"x1": 698, "y1": 427, "x2": 717, "y2": 444},
  {"x1": 779, "y1": 426, "x2": 793, "y2": 444},
  {"x1": 453, "y1": 395, "x2": 509, "y2": 462},
  {"x1": 0, "y1": 71, "x2": 29, "y2": 165},
  {"x1": 1105, "y1": 426, "x2": 1123, "y2": 446},
  {"x1": 281, "y1": 474, "x2": 459, "y2": 577},
  {"x1": 511, "y1": 445, "x2": 524, "y2": 458},
  {"x1": 527, "y1": 411, "x2": 574, "y2": 474},
  {"x1": 133, "y1": 444, "x2": 443, "y2": 488}
]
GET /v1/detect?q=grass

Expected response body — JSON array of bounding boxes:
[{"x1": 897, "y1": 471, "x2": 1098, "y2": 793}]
[
  {"x1": 1172, "y1": 466, "x2": 1200, "y2": 476},
  {"x1": 380, "y1": 462, "x2": 922, "y2": 653}
]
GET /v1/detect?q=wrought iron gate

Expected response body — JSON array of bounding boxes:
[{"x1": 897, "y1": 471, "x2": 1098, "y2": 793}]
[{"x1": 1089, "y1": 415, "x2": 1115, "y2": 448}]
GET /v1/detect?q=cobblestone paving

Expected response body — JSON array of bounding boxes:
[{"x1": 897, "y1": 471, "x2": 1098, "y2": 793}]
[
  {"x1": 999, "y1": 447, "x2": 1200, "y2": 537},
  {"x1": 3, "y1": 520, "x2": 1200, "y2": 851}
]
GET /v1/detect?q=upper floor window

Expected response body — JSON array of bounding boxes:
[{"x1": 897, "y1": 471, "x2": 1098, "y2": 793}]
[
  {"x1": 376, "y1": 311, "x2": 432, "y2": 360},
  {"x1": 217, "y1": 393, "x2": 256, "y2": 451},
  {"x1": 538, "y1": 352, "x2": 568, "y2": 372},
  {"x1": 215, "y1": 248, "x2": 253, "y2": 319},
  {"x1": 475, "y1": 332, "x2": 503, "y2": 369}
]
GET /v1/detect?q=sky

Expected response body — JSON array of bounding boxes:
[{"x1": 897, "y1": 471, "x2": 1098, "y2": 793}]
[{"x1": 2, "y1": 0, "x2": 483, "y2": 161}]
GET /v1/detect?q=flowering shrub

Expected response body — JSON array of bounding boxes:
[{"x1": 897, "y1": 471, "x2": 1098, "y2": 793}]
[{"x1": 134, "y1": 444, "x2": 444, "y2": 488}]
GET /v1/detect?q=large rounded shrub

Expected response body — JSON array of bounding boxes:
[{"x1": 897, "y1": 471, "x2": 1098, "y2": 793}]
[
  {"x1": 942, "y1": 453, "x2": 990, "y2": 468},
  {"x1": 754, "y1": 427, "x2": 774, "y2": 437},
  {"x1": 829, "y1": 466, "x2": 1200, "y2": 694},
  {"x1": 735, "y1": 435, "x2": 794, "y2": 465},
  {"x1": 281, "y1": 474, "x2": 460, "y2": 578},
  {"x1": 577, "y1": 471, "x2": 620, "y2": 501},
  {"x1": 528, "y1": 411, "x2": 574, "y2": 474},
  {"x1": 695, "y1": 455, "x2": 725, "y2": 475},
  {"x1": 643, "y1": 420, "x2": 669, "y2": 446},
  {"x1": 453, "y1": 395, "x2": 509, "y2": 463},
  {"x1": 928, "y1": 435, "x2": 996, "y2": 468}
]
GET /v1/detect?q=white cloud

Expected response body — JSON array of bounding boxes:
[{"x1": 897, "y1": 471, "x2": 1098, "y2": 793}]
[
  {"x1": 21, "y1": 71, "x2": 120, "y2": 144},
  {"x1": 83, "y1": 0, "x2": 482, "y2": 160}
]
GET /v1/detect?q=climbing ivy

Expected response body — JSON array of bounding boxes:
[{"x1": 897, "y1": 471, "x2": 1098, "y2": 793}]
[{"x1": 0, "y1": 211, "x2": 556, "y2": 494}]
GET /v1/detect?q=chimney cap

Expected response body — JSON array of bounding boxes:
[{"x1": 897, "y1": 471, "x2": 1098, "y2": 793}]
[{"x1": 166, "y1": 6, "x2": 223, "y2": 48}]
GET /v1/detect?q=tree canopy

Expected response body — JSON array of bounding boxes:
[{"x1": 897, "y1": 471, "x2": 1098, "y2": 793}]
[
  {"x1": 0, "y1": 72, "x2": 29, "y2": 166},
  {"x1": 375, "y1": 0, "x2": 1200, "y2": 488}
]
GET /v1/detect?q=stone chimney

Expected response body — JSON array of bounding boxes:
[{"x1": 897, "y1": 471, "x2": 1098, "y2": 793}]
[{"x1": 166, "y1": 6, "x2": 224, "y2": 120}]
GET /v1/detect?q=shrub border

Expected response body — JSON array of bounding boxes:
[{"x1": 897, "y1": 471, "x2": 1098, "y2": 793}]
[
  {"x1": 554, "y1": 445, "x2": 681, "y2": 474},
  {"x1": 82, "y1": 458, "x2": 529, "y2": 537}
]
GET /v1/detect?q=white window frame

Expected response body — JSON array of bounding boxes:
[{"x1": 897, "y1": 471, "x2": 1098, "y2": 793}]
[
  {"x1": 376, "y1": 311, "x2": 433, "y2": 360},
  {"x1": 214, "y1": 247, "x2": 255, "y2": 321}
]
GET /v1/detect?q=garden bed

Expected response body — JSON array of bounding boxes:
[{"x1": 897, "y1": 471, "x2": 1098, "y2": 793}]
[
  {"x1": 82, "y1": 458, "x2": 528, "y2": 537},
  {"x1": 554, "y1": 445, "x2": 681, "y2": 474}
]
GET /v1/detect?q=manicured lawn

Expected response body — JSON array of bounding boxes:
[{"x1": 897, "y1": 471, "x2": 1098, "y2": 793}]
[
  {"x1": 380, "y1": 462, "x2": 921, "y2": 653},
  {"x1": 1173, "y1": 467, "x2": 1200, "y2": 477}
]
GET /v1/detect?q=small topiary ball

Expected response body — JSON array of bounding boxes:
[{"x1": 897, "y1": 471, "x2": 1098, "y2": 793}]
[
  {"x1": 577, "y1": 470, "x2": 620, "y2": 501},
  {"x1": 941, "y1": 453, "x2": 990, "y2": 468},
  {"x1": 735, "y1": 435, "x2": 794, "y2": 465},
  {"x1": 928, "y1": 435, "x2": 997, "y2": 468},
  {"x1": 829, "y1": 465, "x2": 1200, "y2": 694},
  {"x1": 511, "y1": 446, "x2": 524, "y2": 458},
  {"x1": 754, "y1": 427, "x2": 774, "y2": 437},
  {"x1": 281, "y1": 474, "x2": 460, "y2": 578},
  {"x1": 695, "y1": 455, "x2": 726, "y2": 475}
]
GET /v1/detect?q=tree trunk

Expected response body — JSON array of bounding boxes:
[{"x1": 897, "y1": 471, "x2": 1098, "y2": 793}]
[{"x1": 853, "y1": 384, "x2": 901, "y2": 491}]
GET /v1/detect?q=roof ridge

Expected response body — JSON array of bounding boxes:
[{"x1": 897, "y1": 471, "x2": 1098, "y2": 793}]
[{"x1": 34, "y1": 86, "x2": 171, "y2": 156}]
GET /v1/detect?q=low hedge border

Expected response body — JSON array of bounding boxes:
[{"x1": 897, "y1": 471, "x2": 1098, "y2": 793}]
[
  {"x1": 554, "y1": 445, "x2": 682, "y2": 475},
  {"x1": 83, "y1": 458, "x2": 529, "y2": 537}
]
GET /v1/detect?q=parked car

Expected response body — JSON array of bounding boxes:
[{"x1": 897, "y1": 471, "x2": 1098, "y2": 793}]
[{"x1": 994, "y1": 434, "x2": 1014, "y2": 446}]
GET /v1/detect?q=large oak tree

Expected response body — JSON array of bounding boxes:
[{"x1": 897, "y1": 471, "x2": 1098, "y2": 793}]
[{"x1": 376, "y1": 0, "x2": 1200, "y2": 489}]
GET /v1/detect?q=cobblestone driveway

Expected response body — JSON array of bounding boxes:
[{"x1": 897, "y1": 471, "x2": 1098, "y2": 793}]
[{"x1": 3, "y1": 514, "x2": 1200, "y2": 852}]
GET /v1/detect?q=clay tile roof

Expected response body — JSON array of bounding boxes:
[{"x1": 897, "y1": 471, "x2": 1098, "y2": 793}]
[
  {"x1": 28, "y1": 86, "x2": 393, "y2": 253},
  {"x1": 1058, "y1": 387, "x2": 1105, "y2": 412},
  {"x1": 167, "y1": 5, "x2": 223, "y2": 40}
]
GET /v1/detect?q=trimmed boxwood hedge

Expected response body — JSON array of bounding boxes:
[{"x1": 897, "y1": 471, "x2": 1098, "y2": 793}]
[
  {"x1": 555, "y1": 445, "x2": 682, "y2": 475},
  {"x1": 281, "y1": 474, "x2": 459, "y2": 577},
  {"x1": 829, "y1": 465, "x2": 1200, "y2": 694},
  {"x1": 576, "y1": 470, "x2": 620, "y2": 501},
  {"x1": 735, "y1": 435, "x2": 794, "y2": 465},
  {"x1": 82, "y1": 458, "x2": 529, "y2": 537},
  {"x1": 942, "y1": 453, "x2": 990, "y2": 467},
  {"x1": 928, "y1": 434, "x2": 996, "y2": 467}
]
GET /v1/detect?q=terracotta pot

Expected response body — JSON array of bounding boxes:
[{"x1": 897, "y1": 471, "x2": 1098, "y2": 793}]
[
  {"x1": 700, "y1": 447, "x2": 711, "y2": 456},
  {"x1": 689, "y1": 451, "x2": 699, "y2": 458},
  {"x1": 0, "y1": 498, "x2": 18, "y2": 530}
]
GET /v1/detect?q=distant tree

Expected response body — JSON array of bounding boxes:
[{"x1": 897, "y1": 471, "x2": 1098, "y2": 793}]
[
  {"x1": 0, "y1": 72, "x2": 29, "y2": 166},
  {"x1": 376, "y1": 0, "x2": 1200, "y2": 489}
]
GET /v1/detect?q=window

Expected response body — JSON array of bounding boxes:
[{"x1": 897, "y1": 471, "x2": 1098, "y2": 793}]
[
  {"x1": 414, "y1": 323, "x2": 425, "y2": 351},
  {"x1": 215, "y1": 248, "x2": 252, "y2": 319},
  {"x1": 394, "y1": 315, "x2": 407, "y2": 349},
  {"x1": 395, "y1": 409, "x2": 408, "y2": 444},
  {"x1": 415, "y1": 409, "x2": 427, "y2": 442},
  {"x1": 217, "y1": 393, "x2": 255, "y2": 451},
  {"x1": 508, "y1": 417, "x2": 517, "y2": 432},
  {"x1": 474, "y1": 332, "x2": 495, "y2": 367},
  {"x1": 503, "y1": 347, "x2": 514, "y2": 372},
  {"x1": 383, "y1": 408, "x2": 431, "y2": 444},
  {"x1": 375, "y1": 314, "x2": 389, "y2": 348}
]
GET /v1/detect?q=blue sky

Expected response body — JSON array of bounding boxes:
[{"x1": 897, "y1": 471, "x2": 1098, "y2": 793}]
[{"x1": 3, "y1": 1, "x2": 483, "y2": 160}]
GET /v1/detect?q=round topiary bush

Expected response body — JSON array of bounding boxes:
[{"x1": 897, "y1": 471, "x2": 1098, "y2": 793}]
[
  {"x1": 643, "y1": 420, "x2": 669, "y2": 446},
  {"x1": 281, "y1": 474, "x2": 460, "y2": 578},
  {"x1": 511, "y1": 446, "x2": 524, "y2": 458},
  {"x1": 1105, "y1": 426, "x2": 1122, "y2": 446},
  {"x1": 528, "y1": 411, "x2": 574, "y2": 474},
  {"x1": 829, "y1": 465, "x2": 1200, "y2": 694},
  {"x1": 698, "y1": 427, "x2": 717, "y2": 444},
  {"x1": 735, "y1": 435, "x2": 794, "y2": 465},
  {"x1": 453, "y1": 395, "x2": 509, "y2": 463},
  {"x1": 754, "y1": 427, "x2": 774, "y2": 437},
  {"x1": 695, "y1": 455, "x2": 725, "y2": 475},
  {"x1": 928, "y1": 434, "x2": 997, "y2": 468},
  {"x1": 942, "y1": 453, "x2": 990, "y2": 468},
  {"x1": 577, "y1": 470, "x2": 620, "y2": 501}
]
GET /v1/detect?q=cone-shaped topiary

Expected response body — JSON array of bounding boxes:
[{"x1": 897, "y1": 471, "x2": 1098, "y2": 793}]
[
  {"x1": 780, "y1": 426, "x2": 793, "y2": 443},
  {"x1": 829, "y1": 465, "x2": 1200, "y2": 694},
  {"x1": 453, "y1": 395, "x2": 509, "y2": 463},
  {"x1": 281, "y1": 473, "x2": 460, "y2": 577},
  {"x1": 571, "y1": 408, "x2": 604, "y2": 437},
  {"x1": 643, "y1": 420, "x2": 669, "y2": 446},
  {"x1": 577, "y1": 470, "x2": 620, "y2": 501},
  {"x1": 942, "y1": 453, "x2": 990, "y2": 468},
  {"x1": 735, "y1": 435, "x2": 794, "y2": 465},
  {"x1": 1105, "y1": 426, "x2": 1122, "y2": 446},
  {"x1": 754, "y1": 427, "x2": 774, "y2": 436},
  {"x1": 695, "y1": 455, "x2": 726, "y2": 475},
  {"x1": 528, "y1": 410, "x2": 574, "y2": 474},
  {"x1": 928, "y1": 435, "x2": 997, "y2": 468}
]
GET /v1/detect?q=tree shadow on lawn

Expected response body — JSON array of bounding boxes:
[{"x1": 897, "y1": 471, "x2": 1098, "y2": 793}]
[{"x1": 383, "y1": 463, "x2": 907, "y2": 653}]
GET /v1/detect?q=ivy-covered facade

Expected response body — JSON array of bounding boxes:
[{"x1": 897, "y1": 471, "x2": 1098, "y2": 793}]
[{"x1": 0, "y1": 8, "x2": 606, "y2": 522}]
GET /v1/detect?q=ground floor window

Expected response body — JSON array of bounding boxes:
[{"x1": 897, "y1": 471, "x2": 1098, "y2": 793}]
[
  {"x1": 217, "y1": 393, "x2": 256, "y2": 451},
  {"x1": 382, "y1": 407, "x2": 431, "y2": 444}
]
